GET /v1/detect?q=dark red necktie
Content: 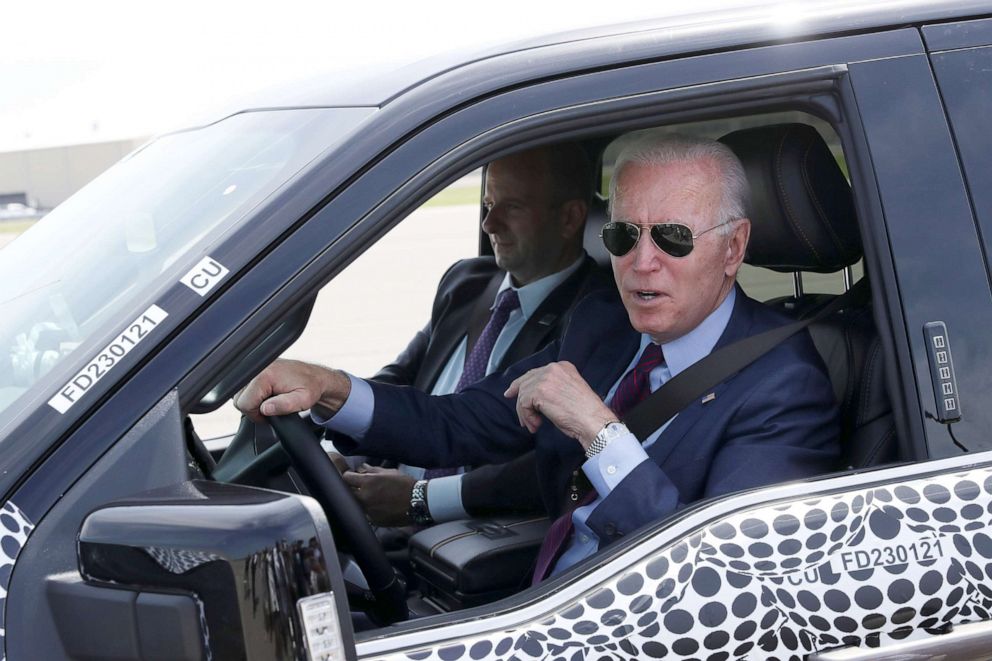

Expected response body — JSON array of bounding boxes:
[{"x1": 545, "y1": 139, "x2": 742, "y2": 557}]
[
  {"x1": 608, "y1": 342, "x2": 665, "y2": 419},
  {"x1": 530, "y1": 343, "x2": 665, "y2": 584},
  {"x1": 531, "y1": 489, "x2": 596, "y2": 584}
]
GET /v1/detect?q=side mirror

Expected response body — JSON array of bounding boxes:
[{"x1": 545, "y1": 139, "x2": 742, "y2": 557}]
[{"x1": 54, "y1": 480, "x2": 353, "y2": 660}]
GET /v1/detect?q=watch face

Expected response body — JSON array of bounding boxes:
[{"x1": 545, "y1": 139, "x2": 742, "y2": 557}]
[
  {"x1": 603, "y1": 422, "x2": 626, "y2": 440},
  {"x1": 588, "y1": 422, "x2": 626, "y2": 457}
]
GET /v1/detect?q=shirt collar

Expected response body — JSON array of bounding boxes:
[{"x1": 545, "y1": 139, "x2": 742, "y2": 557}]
[
  {"x1": 495, "y1": 253, "x2": 586, "y2": 319},
  {"x1": 644, "y1": 286, "x2": 737, "y2": 378}
]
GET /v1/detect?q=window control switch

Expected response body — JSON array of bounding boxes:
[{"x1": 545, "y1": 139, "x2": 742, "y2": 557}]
[{"x1": 924, "y1": 321, "x2": 961, "y2": 423}]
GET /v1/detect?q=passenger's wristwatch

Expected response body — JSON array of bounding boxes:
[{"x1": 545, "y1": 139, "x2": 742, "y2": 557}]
[
  {"x1": 408, "y1": 479, "x2": 434, "y2": 525},
  {"x1": 586, "y1": 421, "x2": 627, "y2": 458}
]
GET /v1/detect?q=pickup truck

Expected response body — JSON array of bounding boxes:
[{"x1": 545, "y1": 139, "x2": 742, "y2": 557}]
[{"x1": 2, "y1": 1, "x2": 992, "y2": 659}]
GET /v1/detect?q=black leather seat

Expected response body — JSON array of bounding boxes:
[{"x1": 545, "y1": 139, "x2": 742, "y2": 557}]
[
  {"x1": 719, "y1": 123, "x2": 896, "y2": 469},
  {"x1": 583, "y1": 193, "x2": 612, "y2": 267}
]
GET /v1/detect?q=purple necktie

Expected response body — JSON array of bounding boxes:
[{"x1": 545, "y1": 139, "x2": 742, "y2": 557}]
[
  {"x1": 455, "y1": 288, "x2": 521, "y2": 391},
  {"x1": 425, "y1": 288, "x2": 521, "y2": 480},
  {"x1": 531, "y1": 343, "x2": 664, "y2": 583}
]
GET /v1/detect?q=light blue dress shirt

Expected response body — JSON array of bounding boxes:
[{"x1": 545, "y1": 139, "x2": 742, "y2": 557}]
[
  {"x1": 322, "y1": 256, "x2": 586, "y2": 521},
  {"x1": 550, "y1": 286, "x2": 736, "y2": 577}
]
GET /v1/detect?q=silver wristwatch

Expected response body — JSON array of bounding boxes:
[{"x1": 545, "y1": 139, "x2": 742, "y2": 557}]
[
  {"x1": 408, "y1": 479, "x2": 433, "y2": 525},
  {"x1": 586, "y1": 421, "x2": 628, "y2": 458}
]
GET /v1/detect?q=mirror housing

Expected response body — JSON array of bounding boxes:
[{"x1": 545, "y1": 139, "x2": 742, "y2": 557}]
[{"x1": 73, "y1": 480, "x2": 353, "y2": 660}]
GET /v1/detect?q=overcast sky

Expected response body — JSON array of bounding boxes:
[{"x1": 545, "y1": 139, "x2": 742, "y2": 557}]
[{"x1": 0, "y1": 0, "x2": 775, "y2": 152}]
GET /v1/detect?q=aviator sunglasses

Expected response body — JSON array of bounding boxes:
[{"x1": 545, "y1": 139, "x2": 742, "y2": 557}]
[{"x1": 600, "y1": 220, "x2": 734, "y2": 258}]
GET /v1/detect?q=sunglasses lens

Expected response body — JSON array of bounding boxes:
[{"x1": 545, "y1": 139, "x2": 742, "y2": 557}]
[
  {"x1": 651, "y1": 224, "x2": 694, "y2": 257},
  {"x1": 601, "y1": 222, "x2": 639, "y2": 256}
]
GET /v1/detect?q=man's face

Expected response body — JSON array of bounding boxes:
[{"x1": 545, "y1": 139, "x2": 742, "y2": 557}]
[
  {"x1": 482, "y1": 152, "x2": 568, "y2": 286},
  {"x1": 610, "y1": 159, "x2": 749, "y2": 344}
]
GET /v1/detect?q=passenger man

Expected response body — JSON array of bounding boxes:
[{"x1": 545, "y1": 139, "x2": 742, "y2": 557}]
[
  {"x1": 237, "y1": 134, "x2": 839, "y2": 581},
  {"x1": 333, "y1": 143, "x2": 609, "y2": 528}
]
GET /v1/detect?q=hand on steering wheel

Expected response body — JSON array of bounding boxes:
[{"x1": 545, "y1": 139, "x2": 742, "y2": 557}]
[{"x1": 266, "y1": 413, "x2": 408, "y2": 625}]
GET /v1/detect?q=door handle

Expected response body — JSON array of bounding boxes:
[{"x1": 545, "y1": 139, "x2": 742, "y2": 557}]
[{"x1": 808, "y1": 620, "x2": 992, "y2": 660}]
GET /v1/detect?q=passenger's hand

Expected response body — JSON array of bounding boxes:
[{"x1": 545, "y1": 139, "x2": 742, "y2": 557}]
[
  {"x1": 326, "y1": 451, "x2": 350, "y2": 475},
  {"x1": 234, "y1": 358, "x2": 351, "y2": 422},
  {"x1": 504, "y1": 361, "x2": 616, "y2": 450},
  {"x1": 342, "y1": 465, "x2": 417, "y2": 527}
]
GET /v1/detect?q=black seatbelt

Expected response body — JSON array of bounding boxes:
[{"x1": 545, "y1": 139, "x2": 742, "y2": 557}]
[{"x1": 624, "y1": 279, "x2": 870, "y2": 441}]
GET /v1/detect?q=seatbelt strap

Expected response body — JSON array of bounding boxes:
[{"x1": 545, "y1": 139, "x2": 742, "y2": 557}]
[{"x1": 624, "y1": 278, "x2": 870, "y2": 441}]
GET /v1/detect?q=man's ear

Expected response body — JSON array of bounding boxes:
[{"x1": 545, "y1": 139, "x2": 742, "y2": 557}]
[
  {"x1": 559, "y1": 199, "x2": 588, "y2": 240},
  {"x1": 724, "y1": 218, "x2": 751, "y2": 277}
]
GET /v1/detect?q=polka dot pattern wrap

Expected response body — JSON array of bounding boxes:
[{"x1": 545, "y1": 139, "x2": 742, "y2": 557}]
[
  {"x1": 0, "y1": 501, "x2": 34, "y2": 661},
  {"x1": 369, "y1": 466, "x2": 992, "y2": 660}
]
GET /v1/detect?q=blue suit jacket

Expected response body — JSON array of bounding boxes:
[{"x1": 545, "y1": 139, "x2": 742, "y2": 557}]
[{"x1": 338, "y1": 287, "x2": 839, "y2": 548}]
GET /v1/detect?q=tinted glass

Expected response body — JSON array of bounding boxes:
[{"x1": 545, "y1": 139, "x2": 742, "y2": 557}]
[{"x1": 0, "y1": 107, "x2": 373, "y2": 438}]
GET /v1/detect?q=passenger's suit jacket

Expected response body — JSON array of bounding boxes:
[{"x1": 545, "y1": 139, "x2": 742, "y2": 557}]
[
  {"x1": 338, "y1": 286, "x2": 840, "y2": 548},
  {"x1": 368, "y1": 254, "x2": 611, "y2": 516}
]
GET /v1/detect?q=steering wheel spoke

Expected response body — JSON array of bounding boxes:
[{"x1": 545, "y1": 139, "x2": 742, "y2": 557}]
[{"x1": 267, "y1": 414, "x2": 408, "y2": 625}]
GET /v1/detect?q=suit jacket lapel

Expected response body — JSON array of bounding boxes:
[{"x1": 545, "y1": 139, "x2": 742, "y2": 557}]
[
  {"x1": 416, "y1": 270, "x2": 502, "y2": 391},
  {"x1": 498, "y1": 257, "x2": 595, "y2": 369},
  {"x1": 643, "y1": 383, "x2": 730, "y2": 466},
  {"x1": 587, "y1": 311, "x2": 641, "y2": 400},
  {"x1": 643, "y1": 287, "x2": 758, "y2": 466}
]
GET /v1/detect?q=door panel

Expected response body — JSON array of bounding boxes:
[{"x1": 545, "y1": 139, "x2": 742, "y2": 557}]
[
  {"x1": 358, "y1": 453, "x2": 992, "y2": 660},
  {"x1": 344, "y1": 36, "x2": 992, "y2": 661},
  {"x1": 848, "y1": 54, "x2": 992, "y2": 458},
  {"x1": 928, "y1": 44, "x2": 992, "y2": 291}
]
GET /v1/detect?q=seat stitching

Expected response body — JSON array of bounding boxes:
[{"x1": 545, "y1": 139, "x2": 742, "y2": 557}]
[
  {"x1": 800, "y1": 138, "x2": 848, "y2": 255},
  {"x1": 863, "y1": 426, "x2": 895, "y2": 466},
  {"x1": 776, "y1": 127, "x2": 823, "y2": 265},
  {"x1": 859, "y1": 339, "x2": 882, "y2": 424},
  {"x1": 842, "y1": 325, "x2": 857, "y2": 435},
  {"x1": 430, "y1": 530, "x2": 477, "y2": 557}
]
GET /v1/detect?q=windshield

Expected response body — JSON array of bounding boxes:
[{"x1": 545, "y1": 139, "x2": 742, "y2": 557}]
[{"x1": 0, "y1": 107, "x2": 373, "y2": 436}]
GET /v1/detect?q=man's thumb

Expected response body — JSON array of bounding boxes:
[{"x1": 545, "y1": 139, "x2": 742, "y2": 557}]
[{"x1": 260, "y1": 392, "x2": 304, "y2": 417}]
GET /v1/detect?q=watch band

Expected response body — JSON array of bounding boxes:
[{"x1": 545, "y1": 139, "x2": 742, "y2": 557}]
[
  {"x1": 586, "y1": 421, "x2": 627, "y2": 458},
  {"x1": 408, "y1": 479, "x2": 434, "y2": 525}
]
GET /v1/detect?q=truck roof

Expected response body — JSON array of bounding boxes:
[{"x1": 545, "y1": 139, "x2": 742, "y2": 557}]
[{"x1": 198, "y1": 0, "x2": 989, "y2": 118}]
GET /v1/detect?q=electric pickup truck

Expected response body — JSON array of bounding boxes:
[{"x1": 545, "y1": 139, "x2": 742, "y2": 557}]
[{"x1": 3, "y1": 2, "x2": 992, "y2": 659}]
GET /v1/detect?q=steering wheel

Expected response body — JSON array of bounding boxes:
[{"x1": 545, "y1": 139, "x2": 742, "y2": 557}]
[{"x1": 266, "y1": 413, "x2": 408, "y2": 625}]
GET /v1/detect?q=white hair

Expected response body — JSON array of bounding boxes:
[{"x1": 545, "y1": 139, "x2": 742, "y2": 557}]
[{"x1": 608, "y1": 133, "x2": 749, "y2": 236}]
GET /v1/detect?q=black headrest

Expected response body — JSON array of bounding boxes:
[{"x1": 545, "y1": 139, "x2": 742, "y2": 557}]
[
  {"x1": 719, "y1": 123, "x2": 861, "y2": 273},
  {"x1": 583, "y1": 195, "x2": 611, "y2": 267}
]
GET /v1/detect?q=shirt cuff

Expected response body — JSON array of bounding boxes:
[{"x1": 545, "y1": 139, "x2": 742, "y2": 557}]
[
  {"x1": 309, "y1": 372, "x2": 373, "y2": 439},
  {"x1": 426, "y1": 475, "x2": 468, "y2": 523},
  {"x1": 583, "y1": 431, "x2": 649, "y2": 494}
]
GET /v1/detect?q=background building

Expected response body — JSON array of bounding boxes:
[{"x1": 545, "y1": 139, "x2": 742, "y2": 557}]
[{"x1": 0, "y1": 138, "x2": 146, "y2": 212}]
